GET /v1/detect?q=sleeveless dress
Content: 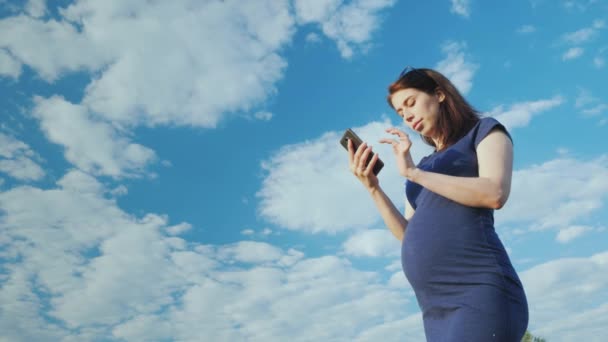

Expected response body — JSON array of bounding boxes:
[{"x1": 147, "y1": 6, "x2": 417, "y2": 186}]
[{"x1": 403, "y1": 117, "x2": 528, "y2": 342}]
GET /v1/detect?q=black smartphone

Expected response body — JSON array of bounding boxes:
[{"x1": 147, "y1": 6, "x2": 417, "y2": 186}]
[{"x1": 340, "y1": 128, "x2": 384, "y2": 175}]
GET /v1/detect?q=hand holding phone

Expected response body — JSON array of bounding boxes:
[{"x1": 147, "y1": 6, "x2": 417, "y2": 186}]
[{"x1": 340, "y1": 128, "x2": 384, "y2": 175}]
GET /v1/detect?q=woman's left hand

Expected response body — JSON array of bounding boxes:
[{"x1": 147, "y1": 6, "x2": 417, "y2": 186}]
[{"x1": 379, "y1": 127, "x2": 417, "y2": 179}]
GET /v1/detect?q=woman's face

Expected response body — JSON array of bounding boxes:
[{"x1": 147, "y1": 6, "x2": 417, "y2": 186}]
[{"x1": 390, "y1": 88, "x2": 444, "y2": 138}]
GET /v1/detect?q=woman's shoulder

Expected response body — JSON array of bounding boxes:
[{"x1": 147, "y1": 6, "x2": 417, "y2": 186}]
[{"x1": 471, "y1": 116, "x2": 512, "y2": 147}]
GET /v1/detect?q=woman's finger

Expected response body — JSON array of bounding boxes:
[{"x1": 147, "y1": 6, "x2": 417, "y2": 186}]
[
  {"x1": 378, "y1": 138, "x2": 398, "y2": 146},
  {"x1": 347, "y1": 139, "x2": 355, "y2": 164},
  {"x1": 385, "y1": 127, "x2": 408, "y2": 139},
  {"x1": 364, "y1": 152, "x2": 379, "y2": 175},
  {"x1": 358, "y1": 145, "x2": 372, "y2": 171},
  {"x1": 353, "y1": 141, "x2": 367, "y2": 165}
]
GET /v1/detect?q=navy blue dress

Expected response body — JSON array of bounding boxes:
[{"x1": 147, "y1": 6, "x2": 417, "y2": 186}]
[{"x1": 403, "y1": 117, "x2": 528, "y2": 342}]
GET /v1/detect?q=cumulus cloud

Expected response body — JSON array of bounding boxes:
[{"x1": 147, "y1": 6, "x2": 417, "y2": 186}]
[
  {"x1": 488, "y1": 96, "x2": 564, "y2": 131},
  {"x1": 257, "y1": 119, "x2": 434, "y2": 234},
  {"x1": 521, "y1": 250, "x2": 608, "y2": 341},
  {"x1": 25, "y1": 0, "x2": 47, "y2": 18},
  {"x1": 32, "y1": 96, "x2": 157, "y2": 178},
  {"x1": 496, "y1": 155, "x2": 608, "y2": 233},
  {"x1": 342, "y1": 229, "x2": 399, "y2": 257},
  {"x1": 0, "y1": 49, "x2": 22, "y2": 79},
  {"x1": 0, "y1": 172, "x2": 421, "y2": 341},
  {"x1": 435, "y1": 41, "x2": 478, "y2": 95},
  {"x1": 0, "y1": 132, "x2": 44, "y2": 181},
  {"x1": 293, "y1": 0, "x2": 397, "y2": 58},
  {"x1": 0, "y1": 0, "x2": 397, "y2": 178},
  {"x1": 1, "y1": 0, "x2": 394, "y2": 129}
]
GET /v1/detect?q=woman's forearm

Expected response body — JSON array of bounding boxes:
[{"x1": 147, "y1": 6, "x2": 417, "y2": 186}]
[
  {"x1": 408, "y1": 169, "x2": 508, "y2": 209},
  {"x1": 367, "y1": 185, "x2": 408, "y2": 241}
]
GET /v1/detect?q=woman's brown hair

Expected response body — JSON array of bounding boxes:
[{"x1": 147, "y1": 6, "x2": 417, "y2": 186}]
[{"x1": 387, "y1": 68, "x2": 480, "y2": 150}]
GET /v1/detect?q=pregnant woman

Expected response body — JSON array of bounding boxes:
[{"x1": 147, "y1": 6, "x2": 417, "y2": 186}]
[{"x1": 347, "y1": 67, "x2": 528, "y2": 341}]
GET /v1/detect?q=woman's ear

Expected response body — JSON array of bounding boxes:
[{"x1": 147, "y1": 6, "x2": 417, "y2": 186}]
[{"x1": 435, "y1": 89, "x2": 446, "y2": 103}]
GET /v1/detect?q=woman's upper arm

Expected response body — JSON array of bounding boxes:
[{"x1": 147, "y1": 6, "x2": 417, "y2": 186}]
[
  {"x1": 405, "y1": 198, "x2": 415, "y2": 221},
  {"x1": 476, "y1": 129, "x2": 513, "y2": 199}
]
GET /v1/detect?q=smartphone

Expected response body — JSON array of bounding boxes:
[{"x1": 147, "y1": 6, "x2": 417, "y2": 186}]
[{"x1": 340, "y1": 128, "x2": 384, "y2": 175}]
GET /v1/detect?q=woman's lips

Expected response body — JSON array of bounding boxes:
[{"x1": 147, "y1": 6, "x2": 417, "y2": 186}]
[{"x1": 413, "y1": 119, "x2": 422, "y2": 131}]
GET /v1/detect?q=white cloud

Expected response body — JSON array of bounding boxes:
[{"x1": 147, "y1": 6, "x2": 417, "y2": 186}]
[
  {"x1": 294, "y1": 0, "x2": 342, "y2": 23},
  {"x1": 0, "y1": 49, "x2": 22, "y2": 79},
  {"x1": 594, "y1": 56, "x2": 605, "y2": 68},
  {"x1": 574, "y1": 88, "x2": 607, "y2": 117},
  {"x1": 254, "y1": 111, "x2": 274, "y2": 121},
  {"x1": 0, "y1": 174, "x2": 421, "y2": 340},
  {"x1": 488, "y1": 96, "x2": 564, "y2": 131},
  {"x1": 32, "y1": 96, "x2": 157, "y2": 178},
  {"x1": 555, "y1": 225, "x2": 593, "y2": 243},
  {"x1": 450, "y1": 0, "x2": 471, "y2": 18},
  {"x1": 257, "y1": 119, "x2": 433, "y2": 234},
  {"x1": 25, "y1": 0, "x2": 47, "y2": 18},
  {"x1": 435, "y1": 41, "x2": 478, "y2": 95},
  {"x1": 294, "y1": 0, "x2": 397, "y2": 59},
  {"x1": 0, "y1": 15, "x2": 110, "y2": 82},
  {"x1": 342, "y1": 229, "x2": 399, "y2": 257},
  {"x1": 216, "y1": 241, "x2": 285, "y2": 264},
  {"x1": 517, "y1": 24, "x2": 537, "y2": 34},
  {"x1": 0, "y1": 1, "x2": 294, "y2": 127},
  {"x1": 562, "y1": 0, "x2": 601, "y2": 12},
  {"x1": 582, "y1": 104, "x2": 608, "y2": 116},
  {"x1": 306, "y1": 32, "x2": 322, "y2": 43},
  {"x1": 575, "y1": 87, "x2": 598, "y2": 108},
  {"x1": 496, "y1": 155, "x2": 608, "y2": 232},
  {"x1": 241, "y1": 228, "x2": 255, "y2": 235},
  {"x1": 563, "y1": 28, "x2": 597, "y2": 44},
  {"x1": 520, "y1": 250, "x2": 608, "y2": 341},
  {"x1": 562, "y1": 47, "x2": 584, "y2": 60},
  {"x1": 0, "y1": 132, "x2": 44, "y2": 181},
  {"x1": 165, "y1": 222, "x2": 192, "y2": 236}
]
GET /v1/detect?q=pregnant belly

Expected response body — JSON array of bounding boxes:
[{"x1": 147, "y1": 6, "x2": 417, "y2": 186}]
[{"x1": 401, "y1": 207, "x2": 508, "y2": 295}]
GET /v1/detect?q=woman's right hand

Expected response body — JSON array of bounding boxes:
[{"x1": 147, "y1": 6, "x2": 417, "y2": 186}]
[{"x1": 348, "y1": 139, "x2": 380, "y2": 191}]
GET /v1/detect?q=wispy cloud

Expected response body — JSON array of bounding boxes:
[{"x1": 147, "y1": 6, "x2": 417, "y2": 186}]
[
  {"x1": 435, "y1": 41, "x2": 478, "y2": 95},
  {"x1": 489, "y1": 96, "x2": 564, "y2": 131},
  {"x1": 555, "y1": 225, "x2": 594, "y2": 243},
  {"x1": 562, "y1": 20, "x2": 604, "y2": 44},
  {"x1": 582, "y1": 104, "x2": 608, "y2": 116},
  {"x1": 575, "y1": 88, "x2": 607, "y2": 117},
  {"x1": 517, "y1": 24, "x2": 537, "y2": 34},
  {"x1": 562, "y1": 47, "x2": 584, "y2": 60},
  {"x1": 562, "y1": 0, "x2": 601, "y2": 12},
  {"x1": 450, "y1": 0, "x2": 471, "y2": 18}
]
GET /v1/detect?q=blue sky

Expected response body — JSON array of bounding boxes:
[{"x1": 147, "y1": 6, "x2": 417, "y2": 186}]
[{"x1": 0, "y1": 0, "x2": 607, "y2": 341}]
